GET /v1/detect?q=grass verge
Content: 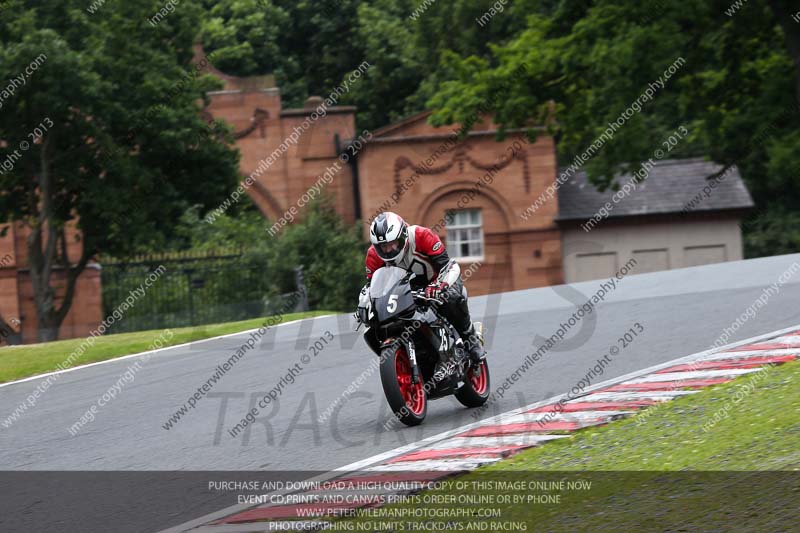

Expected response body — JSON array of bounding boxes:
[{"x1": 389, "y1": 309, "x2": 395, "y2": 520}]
[
  {"x1": 0, "y1": 310, "x2": 333, "y2": 383},
  {"x1": 332, "y1": 360, "x2": 799, "y2": 532}
]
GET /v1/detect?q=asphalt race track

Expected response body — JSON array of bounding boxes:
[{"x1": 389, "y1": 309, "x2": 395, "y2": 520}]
[{"x1": 2, "y1": 253, "x2": 800, "y2": 531}]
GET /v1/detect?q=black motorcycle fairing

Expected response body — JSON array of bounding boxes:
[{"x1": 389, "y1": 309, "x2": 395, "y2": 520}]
[
  {"x1": 369, "y1": 267, "x2": 415, "y2": 323},
  {"x1": 361, "y1": 265, "x2": 470, "y2": 393},
  {"x1": 412, "y1": 307, "x2": 438, "y2": 324},
  {"x1": 363, "y1": 327, "x2": 381, "y2": 355},
  {"x1": 373, "y1": 288, "x2": 414, "y2": 323}
]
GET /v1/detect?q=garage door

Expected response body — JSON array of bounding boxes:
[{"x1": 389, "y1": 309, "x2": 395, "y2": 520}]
[
  {"x1": 574, "y1": 252, "x2": 618, "y2": 282},
  {"x1": 632, "y1": 249, "x2": 669, "y2": 274},
  {"x1": 684, "y1": 245, "x2": 727, "y2": 267}
]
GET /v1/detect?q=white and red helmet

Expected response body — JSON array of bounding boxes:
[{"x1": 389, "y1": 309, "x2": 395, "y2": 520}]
[{"x1": 369, "y1": 212, "x2": 409, "y2": 262}]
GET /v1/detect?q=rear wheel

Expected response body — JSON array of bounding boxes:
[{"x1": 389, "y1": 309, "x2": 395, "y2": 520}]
[
  {"x1": 455, "y1": 359, "x2": 490, "y2": 408},
  {"x1": 380, "y1": 344, "x2": 427, "y2": 426}
]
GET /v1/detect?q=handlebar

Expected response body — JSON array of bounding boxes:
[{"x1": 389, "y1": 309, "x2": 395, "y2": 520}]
[{"x1": 412, "y1": 289, "x2": 443, "y2": 306}]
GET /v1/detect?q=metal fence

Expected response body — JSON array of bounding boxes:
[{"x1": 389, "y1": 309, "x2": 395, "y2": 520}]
[{"x1": 100, "y1": 250, "x2": 304, "y2": 334}]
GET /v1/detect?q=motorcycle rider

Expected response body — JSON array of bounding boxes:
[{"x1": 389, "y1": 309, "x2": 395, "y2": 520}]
[{"x1": 362, "y1": 211, "x2": 487, "y2": 371}]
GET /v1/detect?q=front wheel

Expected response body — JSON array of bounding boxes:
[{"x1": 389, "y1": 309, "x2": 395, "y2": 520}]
[
  {"x1": 380, "y1": 344, "x2": 427, "y2": 426},
  {"x1": 455, "y1": 359, "x2": 490, "y2": 408}
]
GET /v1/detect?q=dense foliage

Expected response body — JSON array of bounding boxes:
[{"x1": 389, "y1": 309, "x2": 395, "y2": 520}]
[
  {"x1": 203, "y1": 0, "x2": 800, "y2": 258},
  {"x1": 168, "y1": 197, "x2": 366, "y2": 313},
  {"x1": 199, "y1": 0, "x2": 525, "y2": 129},
  {"x1": 0, "y1": 1, "x2": 241, "y2": 340},
  {"x1": 425, "y1": 0, "x2": 800, "y2": 257}
]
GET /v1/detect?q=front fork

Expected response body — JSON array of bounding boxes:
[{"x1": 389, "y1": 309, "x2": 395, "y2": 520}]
[{"x1": 381, "y1": 337, "x2": 420, "y2": 384}]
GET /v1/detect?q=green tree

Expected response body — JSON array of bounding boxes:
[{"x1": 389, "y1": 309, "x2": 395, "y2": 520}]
[
  {"x1": 269, "y1": 196, "x2": 366, "y2": 312},
  {"x1": 0, "y1": 1, "x2": 240, "y2": 341},
  {"x1": 200, "y1": 0, "x2": 367, "y2": 107},
  {"x1": 341, "y1": 0, "x2": 529, "y2": 130},
  {"x1": 743, "y1": 204, "x2": 800, "y2": 257},
  {"x1": 427, "y1": 0, "x2": 800, "y2": 257},
  {"x1": 172, "y1": 205, "x2": 269, "y2": 252},
  {"x1": 200, "y1": 0, "x2": 289, "y2": 77},
  {"x1": 166, "y1": 197, "x2": 366, "y2": 313},
  {"x1": 338, "y1": 0, "x2": 425, "y2": 130},
  {"x1": 272, "y1": 0, "x2": 365, "y2": 104},
  {"x1": 197, "y1": 0, "x2": 532, "y2": 131}
]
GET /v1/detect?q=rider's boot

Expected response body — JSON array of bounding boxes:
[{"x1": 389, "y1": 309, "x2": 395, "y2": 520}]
[
  {"x1": 437, "y1": 280, "x2": 485, "y2": 370},
  {"x1": 461, "y1": 324, "x2": 486, "y2": 366}
]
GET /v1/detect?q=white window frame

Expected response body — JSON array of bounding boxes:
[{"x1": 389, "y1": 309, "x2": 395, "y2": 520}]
[{"x1": 445, "y1": 209, "x2": 485, "y2": 262}]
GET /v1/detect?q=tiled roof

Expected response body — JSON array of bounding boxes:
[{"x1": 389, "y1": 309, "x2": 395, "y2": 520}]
[{"x1": 557, "y1": 157, "x2": 754, "y2": 221}]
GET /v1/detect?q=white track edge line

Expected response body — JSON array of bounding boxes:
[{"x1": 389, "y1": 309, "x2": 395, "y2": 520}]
[
  {"x1": 0, "y1": 314, "x2": 336, "y2": 389},
  {"x1": 338, "y1": 321, "x2": 800, "y2": 471},
  {"x1": 159, "y1": 322, "x2": 800, "y2": 533}
]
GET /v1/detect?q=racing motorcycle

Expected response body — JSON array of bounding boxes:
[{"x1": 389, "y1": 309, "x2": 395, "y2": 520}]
[{"x1": 356, "y1": 265, "x2": 490, "y2": 426}]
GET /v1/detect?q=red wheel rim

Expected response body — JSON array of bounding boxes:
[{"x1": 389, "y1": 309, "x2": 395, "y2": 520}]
[
  {"x1": 395, "y1": 347, "x2": 425, "y2": 415},
  {"x1": 468, "y1": 360, "x2": 488, "y2": 395}
]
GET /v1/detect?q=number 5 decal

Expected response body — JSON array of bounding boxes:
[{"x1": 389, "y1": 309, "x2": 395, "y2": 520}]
[{"x1": 386, "y1": 294, "x2": 398, "y2": 313}]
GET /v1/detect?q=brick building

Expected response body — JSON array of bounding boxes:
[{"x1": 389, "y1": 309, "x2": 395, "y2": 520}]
[
  {"x1": 359, "y1": 112, "x2": 563, "y2": 295},
  {"x1": 200, "y1": 51, "x2": 361, "y2": 227},
  {"x1": 200, "y1": 55, "x2": 752, "y2": 297}
]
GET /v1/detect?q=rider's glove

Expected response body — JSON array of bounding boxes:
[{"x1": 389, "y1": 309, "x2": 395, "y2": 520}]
[{"x1": 425, "y1": 280, "x2": 449, "y2": 300}]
